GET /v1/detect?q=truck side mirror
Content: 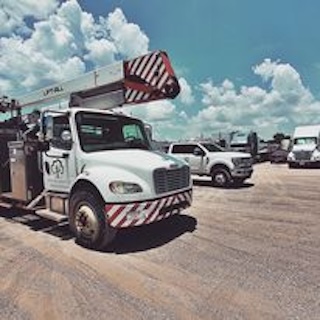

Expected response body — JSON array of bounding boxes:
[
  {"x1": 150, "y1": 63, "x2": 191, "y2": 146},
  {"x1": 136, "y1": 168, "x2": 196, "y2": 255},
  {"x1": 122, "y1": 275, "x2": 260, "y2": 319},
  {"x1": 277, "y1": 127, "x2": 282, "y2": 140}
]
[
  {"x1": 61, "y1": 130, "x2": 72, "y2": 142},
  {"x1": 193, "y1": 147, "x2": 204, "y2": 157},
  {"x1": 60, "y1": 130, "x2": 73, "y2": 150}
]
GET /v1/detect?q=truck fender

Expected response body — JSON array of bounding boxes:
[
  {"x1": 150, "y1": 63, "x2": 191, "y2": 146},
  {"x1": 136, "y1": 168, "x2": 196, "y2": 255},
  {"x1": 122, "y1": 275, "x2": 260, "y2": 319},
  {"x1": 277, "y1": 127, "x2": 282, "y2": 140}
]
[
  {"x1": 209, "y1": 162, "x2": 231, "y2": 175},
  {"x1": 70, "y1": 165, "x2": 151, "y2": 203}
]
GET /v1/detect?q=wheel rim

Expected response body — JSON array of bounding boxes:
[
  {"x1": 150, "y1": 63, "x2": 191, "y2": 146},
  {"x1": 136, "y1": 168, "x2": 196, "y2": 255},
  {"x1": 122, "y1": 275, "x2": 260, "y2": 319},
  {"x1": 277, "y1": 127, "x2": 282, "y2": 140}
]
[
  {"x1": 74, "y1": 204, "x2": 100, "y2": 242},
  {"x1": 214, "y1": 172, "x2": 226, "y2": 186}
]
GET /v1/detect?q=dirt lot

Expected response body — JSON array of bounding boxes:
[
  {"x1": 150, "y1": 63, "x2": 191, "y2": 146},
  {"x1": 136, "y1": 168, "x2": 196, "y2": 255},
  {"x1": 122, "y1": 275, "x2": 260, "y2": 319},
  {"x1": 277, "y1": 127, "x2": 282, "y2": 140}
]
[{"x1": 0, "y1": 163, "x2": 319, "y2": 320}]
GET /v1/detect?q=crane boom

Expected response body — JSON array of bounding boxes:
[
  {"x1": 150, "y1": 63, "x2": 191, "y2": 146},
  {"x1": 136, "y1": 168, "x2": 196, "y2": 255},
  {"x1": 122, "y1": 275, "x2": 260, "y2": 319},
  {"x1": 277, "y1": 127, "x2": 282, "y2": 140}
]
[{"x1": 14, "y1": 50, "x2": 180, "y2": 111}]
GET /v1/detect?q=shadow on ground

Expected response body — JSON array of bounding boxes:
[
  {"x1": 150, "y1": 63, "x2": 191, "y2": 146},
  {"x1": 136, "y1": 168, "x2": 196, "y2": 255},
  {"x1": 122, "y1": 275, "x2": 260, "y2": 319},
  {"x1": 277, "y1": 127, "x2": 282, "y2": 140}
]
[
  {"x1": 193, "y1": 179, "x2": 254, "y2": 189},
  {"x1": 0, "y1": 207, "x2": 73, "y2": 241},
  {"x1": 0, "y1": 207, "x2": 197, "y2": 253},
  {"x1": 105, "y1": 214, "x2": 197, "y2": 254}
]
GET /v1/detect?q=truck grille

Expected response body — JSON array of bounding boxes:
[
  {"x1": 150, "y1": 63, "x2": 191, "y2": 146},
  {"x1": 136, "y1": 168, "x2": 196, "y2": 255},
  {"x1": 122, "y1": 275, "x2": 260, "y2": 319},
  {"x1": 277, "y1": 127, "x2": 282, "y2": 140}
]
[
  {"x1": 154, "y1": 165, "x2": 190, "y2": 194},
  {"x1": 294, "y1": 151, "x2": 312, "y2": 161},
  {"x1": 239, "y1": 158, "x2": 252, "y2": 168}
]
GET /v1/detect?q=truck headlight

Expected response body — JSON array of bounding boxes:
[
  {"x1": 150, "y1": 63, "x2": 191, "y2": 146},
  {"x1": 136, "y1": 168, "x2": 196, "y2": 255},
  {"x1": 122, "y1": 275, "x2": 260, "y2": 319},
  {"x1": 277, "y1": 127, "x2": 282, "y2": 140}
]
[
  {"x1": 312, "y1": 151, "x2": 320, "y2": 161},
  {"x1": 287, "y1": 152, "x2": 295, "y2": 161},
  {"x1": 232, "y1": 158, "x2": 243, "y2": 166},
  {"x1": 109, "y1": 181, "x2": 143, "y2": 194}
]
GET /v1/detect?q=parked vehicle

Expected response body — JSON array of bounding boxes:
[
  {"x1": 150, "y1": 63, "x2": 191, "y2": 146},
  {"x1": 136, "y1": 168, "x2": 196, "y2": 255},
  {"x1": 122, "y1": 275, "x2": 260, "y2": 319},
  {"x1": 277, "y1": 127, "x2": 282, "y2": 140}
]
[
  {"x1": 0, "y1": 50, "x2": 192, "y2": 249},
  {"x1": 287, "y1": 125, "x2": 320, "y2": 168},
  {"x1": 270, "y1": 148, "x2": 289, "y2": 163},
  {"x1": 167, "y1": 142, "x2": 253, "y2": 187}
]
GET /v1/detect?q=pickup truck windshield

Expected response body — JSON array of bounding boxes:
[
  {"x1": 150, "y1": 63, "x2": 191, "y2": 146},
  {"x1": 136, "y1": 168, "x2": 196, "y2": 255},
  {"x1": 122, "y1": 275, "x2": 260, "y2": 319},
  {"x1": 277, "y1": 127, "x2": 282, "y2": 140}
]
[
  {"x1": 76, "y1": 112, "x2": 151, "y2": 152},
  {"x1": 202, "y1": 143, "x2": 224, "y2": 152}
]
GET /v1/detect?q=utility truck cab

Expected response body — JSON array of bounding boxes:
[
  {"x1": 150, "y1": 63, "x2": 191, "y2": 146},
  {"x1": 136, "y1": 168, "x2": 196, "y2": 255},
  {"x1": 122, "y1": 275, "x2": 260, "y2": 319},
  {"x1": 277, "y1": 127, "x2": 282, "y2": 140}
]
[
  {"x1": 0, "y1": 51, "x2": 192, "y2": 249},
  {"x1": 287, "y1": 125, "x2": 320, "y2": 168}
]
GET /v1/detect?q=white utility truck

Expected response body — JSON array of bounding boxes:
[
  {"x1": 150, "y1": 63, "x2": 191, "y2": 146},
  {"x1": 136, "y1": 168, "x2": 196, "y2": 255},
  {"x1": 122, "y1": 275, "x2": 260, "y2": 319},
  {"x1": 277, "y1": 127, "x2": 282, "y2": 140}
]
[
  {"x1": 167, "y1": 142, "x2": 253, "y2": 187},
  {"x1": 0, "y1": 51, "x2": 192, "y2": 249},
  {"x1": 287, "y1": 125, "x2": 320, "y2": 168}
]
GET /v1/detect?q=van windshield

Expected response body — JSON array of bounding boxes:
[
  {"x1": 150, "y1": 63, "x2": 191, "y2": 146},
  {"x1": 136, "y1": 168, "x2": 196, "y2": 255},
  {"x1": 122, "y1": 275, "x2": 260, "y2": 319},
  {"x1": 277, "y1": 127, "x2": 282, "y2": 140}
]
[
  {"x1": 293, "y1": 137, "x2": 317, "y2": 145},
  {"x1": 76, "y1": 112, "x2": 151, "y2": 152}
]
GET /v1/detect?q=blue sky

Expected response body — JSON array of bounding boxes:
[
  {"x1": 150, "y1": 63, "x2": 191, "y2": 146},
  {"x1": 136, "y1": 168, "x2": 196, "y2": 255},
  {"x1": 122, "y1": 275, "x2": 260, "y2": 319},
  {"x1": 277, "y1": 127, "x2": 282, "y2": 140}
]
[{"x1": 1, "y1": 0, "x2": 320, "y2": 140}]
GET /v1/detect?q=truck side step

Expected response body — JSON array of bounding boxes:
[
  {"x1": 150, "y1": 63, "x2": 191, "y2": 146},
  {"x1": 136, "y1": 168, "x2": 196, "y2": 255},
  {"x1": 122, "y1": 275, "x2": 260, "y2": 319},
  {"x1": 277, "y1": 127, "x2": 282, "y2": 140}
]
[
  {"x1": 26, "y1": 190, "x2": 47, "y2": 210},
  {"x1": 35, "y1": 208, "x2": 68, "y2": 223}
]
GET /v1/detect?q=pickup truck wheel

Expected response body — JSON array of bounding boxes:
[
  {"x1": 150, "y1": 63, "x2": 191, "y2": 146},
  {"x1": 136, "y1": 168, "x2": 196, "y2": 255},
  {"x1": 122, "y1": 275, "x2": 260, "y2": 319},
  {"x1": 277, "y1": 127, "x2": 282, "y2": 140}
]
[
  {"x1": 233, "y1": 177, "x2": 246, "y2": 185},
  {"x1": 69, "y1": 191, "x2": 116, "y2": 250},
  {"x1": 211, "y1": 168, "x2": 231, "y2": 187}
]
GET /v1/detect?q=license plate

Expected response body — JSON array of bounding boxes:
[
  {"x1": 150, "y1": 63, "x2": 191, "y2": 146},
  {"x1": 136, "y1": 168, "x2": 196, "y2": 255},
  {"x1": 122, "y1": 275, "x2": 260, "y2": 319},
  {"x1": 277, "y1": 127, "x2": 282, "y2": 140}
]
[{"x1": 299, "y1": 160, "x2": 305, "y2": 166}]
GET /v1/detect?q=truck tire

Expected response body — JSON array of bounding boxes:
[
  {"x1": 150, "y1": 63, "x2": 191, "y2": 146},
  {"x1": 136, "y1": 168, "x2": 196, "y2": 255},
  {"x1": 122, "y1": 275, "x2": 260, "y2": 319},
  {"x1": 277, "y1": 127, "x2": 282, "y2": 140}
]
[
  {"x1": 233, "y1": 177, "x2": 246, "y2": 185},
  {"x1": 211, "y1": 168, "x2": 231, "y2": 187},
  {"x1": 69, "y1": 190, "x2": 117, "y2": 250}
]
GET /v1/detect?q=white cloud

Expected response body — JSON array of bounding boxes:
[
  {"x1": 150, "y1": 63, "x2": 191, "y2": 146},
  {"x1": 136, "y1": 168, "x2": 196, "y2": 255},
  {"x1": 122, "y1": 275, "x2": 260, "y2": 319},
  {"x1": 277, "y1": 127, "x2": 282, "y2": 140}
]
[
  {"x1": 0, "y1": 0, "x2": 59, "y2": 35},
  {"x1": 178, "y1": 77, "x2": 195, "y2": 105},
  {"x1": 101, "y1": 8, "x2": 149, "y2": 58},
  {"x1": 0, "y1": 1, "x2": 150, "y2": 96},
  {"x1": 181, "y1": 60, "x2": 320, "y2": 139},
  {"x1": 128, "y1": 100, "x2": 177, "y2": 122}
]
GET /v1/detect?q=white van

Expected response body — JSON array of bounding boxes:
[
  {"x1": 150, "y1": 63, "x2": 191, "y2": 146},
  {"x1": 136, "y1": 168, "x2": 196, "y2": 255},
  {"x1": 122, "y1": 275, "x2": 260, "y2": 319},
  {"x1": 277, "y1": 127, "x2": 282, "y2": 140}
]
[{"x1": 287, "y1": 125, "x2": 320, "y2": 168}]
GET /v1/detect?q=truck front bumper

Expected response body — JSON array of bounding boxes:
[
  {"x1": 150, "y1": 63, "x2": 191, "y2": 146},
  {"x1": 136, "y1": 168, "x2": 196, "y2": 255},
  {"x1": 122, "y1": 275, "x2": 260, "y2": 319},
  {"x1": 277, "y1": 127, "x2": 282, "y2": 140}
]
[
  {"x1": 231, "y1": 167, "x2": 253, "y2": 179},
  {"x1": 105, "y1": 188, "x2": 192, "y2": 228},
  {"x1": 289, "y1": 160, "x2": 320, "y2": 167}
]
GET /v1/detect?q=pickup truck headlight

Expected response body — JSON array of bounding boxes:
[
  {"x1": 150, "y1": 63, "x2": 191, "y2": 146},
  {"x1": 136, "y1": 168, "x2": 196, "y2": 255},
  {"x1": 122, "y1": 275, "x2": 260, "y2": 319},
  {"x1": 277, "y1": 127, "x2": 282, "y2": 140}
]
[
  {"x1": 109, "y1": 181, "x2": 143, "y2": 194},
  {"x1": 232, "y1": 158, "x2": 242, "y2": 166}
]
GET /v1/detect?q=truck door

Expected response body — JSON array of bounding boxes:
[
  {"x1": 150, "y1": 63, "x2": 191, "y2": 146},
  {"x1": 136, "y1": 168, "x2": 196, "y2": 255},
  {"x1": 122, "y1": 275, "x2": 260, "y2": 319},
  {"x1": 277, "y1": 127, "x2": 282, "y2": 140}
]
[
  {"x1": 172, "y1": 144, "x2": 204, "y2": 173},
  {"x1": 43, "y1": 115, "x2": 77, "y2": 193}
]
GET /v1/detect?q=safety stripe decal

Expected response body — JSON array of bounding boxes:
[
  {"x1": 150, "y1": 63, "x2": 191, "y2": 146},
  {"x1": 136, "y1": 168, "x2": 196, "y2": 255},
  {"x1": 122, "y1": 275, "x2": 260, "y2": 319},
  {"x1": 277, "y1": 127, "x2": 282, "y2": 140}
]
[
  {"x1": 123, "y1": 51, "x2": 179, "y2": 104},
  {"x1": 105, "y1": 190, "x2": 192, "y2": 228}
]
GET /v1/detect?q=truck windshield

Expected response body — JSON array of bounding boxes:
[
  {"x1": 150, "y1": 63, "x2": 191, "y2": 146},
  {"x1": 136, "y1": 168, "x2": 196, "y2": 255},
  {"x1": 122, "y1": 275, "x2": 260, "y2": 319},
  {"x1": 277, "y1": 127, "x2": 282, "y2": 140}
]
[
  {"x1": 76, "y1": 112, "x2": 151, "y2": 152},
  {"x1": 294, "y1": 137, "x2": 317, "y2": 145},
  {"x1": 202, "y1": 143, "x2": 224, "y2": 152}
]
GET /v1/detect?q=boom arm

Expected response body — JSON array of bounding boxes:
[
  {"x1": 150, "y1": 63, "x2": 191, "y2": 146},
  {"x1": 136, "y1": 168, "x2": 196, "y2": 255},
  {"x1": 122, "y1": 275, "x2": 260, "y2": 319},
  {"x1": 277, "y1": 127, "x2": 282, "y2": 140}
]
[{"x1": 15, "y1": 51, "x2": 180, "y2": 111}]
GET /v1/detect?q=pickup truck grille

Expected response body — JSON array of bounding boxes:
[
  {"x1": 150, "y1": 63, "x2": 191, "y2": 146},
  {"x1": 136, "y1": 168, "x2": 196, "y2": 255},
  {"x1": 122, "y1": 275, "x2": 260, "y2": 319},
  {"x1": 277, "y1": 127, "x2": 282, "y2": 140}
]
[
  {"x1": 238, "y1": 158, "x2": 252, "y2": 168},
  {"x1": 294, "y1": 151, "x2": 312, "y2": 161},
  {"x1": 153, "y1": 165, "x2": 190, "y2": 194}
]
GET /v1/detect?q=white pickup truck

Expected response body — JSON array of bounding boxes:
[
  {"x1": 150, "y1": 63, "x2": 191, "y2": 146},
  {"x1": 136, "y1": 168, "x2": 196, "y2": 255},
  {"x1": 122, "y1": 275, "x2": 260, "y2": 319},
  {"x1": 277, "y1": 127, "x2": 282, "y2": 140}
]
[{"x1": 167, "y1": 142, "x2": 253, "y2": 187}]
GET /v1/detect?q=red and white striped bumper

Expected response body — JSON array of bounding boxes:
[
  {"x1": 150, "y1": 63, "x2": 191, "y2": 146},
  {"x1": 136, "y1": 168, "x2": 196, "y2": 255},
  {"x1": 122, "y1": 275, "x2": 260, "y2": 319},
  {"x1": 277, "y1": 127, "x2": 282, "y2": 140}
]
[{"x1": 105, "y1": 189, "x2": 192, "y2": 228}]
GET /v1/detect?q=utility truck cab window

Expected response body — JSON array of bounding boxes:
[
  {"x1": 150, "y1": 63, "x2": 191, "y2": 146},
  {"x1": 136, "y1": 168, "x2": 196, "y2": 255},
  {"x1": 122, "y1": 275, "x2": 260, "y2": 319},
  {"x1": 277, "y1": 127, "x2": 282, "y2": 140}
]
[
  {"x1": 51, "y1": 115, "x2": 72, "y2": 150},
  {"x1": 76, "y1": 112, "x2": 150, "y2": 152}
]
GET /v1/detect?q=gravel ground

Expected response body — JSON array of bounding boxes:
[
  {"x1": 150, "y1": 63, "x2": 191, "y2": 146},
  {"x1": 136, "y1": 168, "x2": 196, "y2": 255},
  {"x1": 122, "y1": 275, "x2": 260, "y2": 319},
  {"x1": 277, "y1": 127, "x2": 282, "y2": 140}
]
[{"x1": 0, "y1": 163, "x2": 319, "y2": 320}]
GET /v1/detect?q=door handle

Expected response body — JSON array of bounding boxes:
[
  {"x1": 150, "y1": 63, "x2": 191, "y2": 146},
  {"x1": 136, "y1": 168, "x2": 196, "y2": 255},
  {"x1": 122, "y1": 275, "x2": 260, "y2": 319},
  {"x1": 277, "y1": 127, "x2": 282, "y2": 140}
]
[{"x1": 45, "y1": 152, "x2": 69, "y2": 159}]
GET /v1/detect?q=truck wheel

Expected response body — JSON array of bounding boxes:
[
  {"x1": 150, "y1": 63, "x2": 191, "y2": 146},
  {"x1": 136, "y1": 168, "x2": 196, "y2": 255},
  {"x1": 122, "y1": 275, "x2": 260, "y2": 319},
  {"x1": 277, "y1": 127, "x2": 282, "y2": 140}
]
[
  {"x1": 211, "y1": 168, "x2": 231, "y2": 187},
  {"x1": 69, "y1": 191, "x2": 116, "y2": 250}
]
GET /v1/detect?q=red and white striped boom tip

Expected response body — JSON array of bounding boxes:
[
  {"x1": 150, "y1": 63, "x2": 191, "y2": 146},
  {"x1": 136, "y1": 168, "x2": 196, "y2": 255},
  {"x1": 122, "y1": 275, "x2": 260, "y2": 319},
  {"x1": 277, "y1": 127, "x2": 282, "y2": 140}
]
[{"x1": 124, "y1": 51, "x2": 180, "y2": 105}]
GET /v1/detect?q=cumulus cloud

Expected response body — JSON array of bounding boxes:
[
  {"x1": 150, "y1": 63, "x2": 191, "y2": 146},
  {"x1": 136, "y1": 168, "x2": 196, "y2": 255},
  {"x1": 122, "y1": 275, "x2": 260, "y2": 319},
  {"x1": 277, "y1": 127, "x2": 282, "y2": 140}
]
[
  {"x1": 101, "y1": 8, "x2": 149, "y2": 58},
  {"x1": 0, "y1": 0, "x2": 150, "y2": 96},
  {"x1": 182, "y1": 60, "x2": 320, "y2": 139},
  {"x1": 0, "y1": 0, "x2": 59, "y2": 35},
  {"x1": 178, "y1": 77, "x2": 195, "y2": 105},
  {"x1": 127, "y1": 100, "x2": 177, "y2": 122}
]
